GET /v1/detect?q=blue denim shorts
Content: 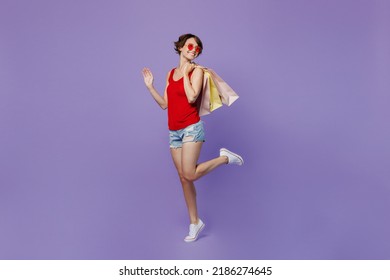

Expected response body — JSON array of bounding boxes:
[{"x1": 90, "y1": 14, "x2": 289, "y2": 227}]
[{"x1": 169, "y1": 120, "x2": 206, "y2": 149}]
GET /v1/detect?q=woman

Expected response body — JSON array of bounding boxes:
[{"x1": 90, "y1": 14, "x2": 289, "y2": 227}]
[{"x1": 142, "y1": 34, "x2": 243, "y2": 242}]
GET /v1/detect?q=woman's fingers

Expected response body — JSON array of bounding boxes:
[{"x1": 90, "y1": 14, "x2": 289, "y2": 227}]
[
  {"x1": 142, "y1": 68, "x2": 153, "y2": 79},
  {"x1": 142, "y1": 67, "x2": 154, "y2": 87},
  {"x1": 183, "y1": 62, "x2": 195, "y2": 74},
  {"x1": 142, "y1": 67, "x2": 149, "y2": 76}
]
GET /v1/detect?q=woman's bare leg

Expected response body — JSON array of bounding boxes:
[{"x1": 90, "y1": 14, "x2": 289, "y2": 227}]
[
  {"x1": 170, "y1": 147, "x2": 199, "y2": 224},
  {"x1": 181, "y1": 141, "x2": 228, "y2": 182},
  {"x1": 171, "y1": 142, "x2": 229, "y2": 224}
]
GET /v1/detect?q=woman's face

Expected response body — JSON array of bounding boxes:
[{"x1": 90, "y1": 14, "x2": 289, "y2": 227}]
[{"x1": 180, "y1": 37, "x2": 202, "y2": 61}]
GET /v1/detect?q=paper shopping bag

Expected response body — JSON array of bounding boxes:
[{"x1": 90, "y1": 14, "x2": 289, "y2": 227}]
[
  {"x1": 197, "y1": 66, "x2": 239, "y2": 116},
  {"x1": 206, "y1": 69, "x2": 239, "y2": 106},
  {"x1": 198, "y1": 69, "x2": 222, "y2": 116},
  {"x1": 207, "y1": 71, "x2": 223, "y2": 111}
]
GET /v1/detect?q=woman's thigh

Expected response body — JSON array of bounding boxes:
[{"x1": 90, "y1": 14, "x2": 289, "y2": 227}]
[
  {"x1": 170, "y1": 147, "x2": 183, "y2": 175},
  {"x1": 181, "y1": 141, "x2": 203, "y2": 176}
]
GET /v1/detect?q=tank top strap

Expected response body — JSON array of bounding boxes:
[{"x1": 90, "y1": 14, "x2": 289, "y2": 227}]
[{"x1": 168, "y1": 68, "x2": 175, "y2": 82}]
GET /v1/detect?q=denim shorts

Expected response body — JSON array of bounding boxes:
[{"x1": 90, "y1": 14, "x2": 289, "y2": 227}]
[{"x1": 169, "y1": 120, "x2": 206, "y2": 149}]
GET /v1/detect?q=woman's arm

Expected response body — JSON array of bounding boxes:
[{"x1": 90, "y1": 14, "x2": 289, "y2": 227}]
[
  {"x1": 182, "y1": 64, "x2": 204, "y2": 104},
  {"x1": 142, "y1": 68, "x2": 168, "y2": 110}
]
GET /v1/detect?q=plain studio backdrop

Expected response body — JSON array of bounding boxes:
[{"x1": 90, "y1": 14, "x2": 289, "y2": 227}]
[{"x1": 1, "y1": 0, "x2": 389, "y2": 259}]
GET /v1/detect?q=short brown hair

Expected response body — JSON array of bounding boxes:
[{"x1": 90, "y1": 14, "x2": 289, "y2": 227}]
[{"x1": 174, "y1": 33, "x2": 203, "y2": 55}]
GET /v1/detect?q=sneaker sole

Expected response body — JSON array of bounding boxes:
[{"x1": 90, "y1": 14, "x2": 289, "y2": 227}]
[
  {"x1": 184, "y1": 223, "x2": 205, "y2": 242},
  {"x1": 220, "y1": 148, "x2": 244, "y2": 165}
]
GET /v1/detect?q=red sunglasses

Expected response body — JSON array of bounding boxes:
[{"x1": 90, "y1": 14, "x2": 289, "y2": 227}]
[{"x1": 186, "y1": 43, "x2": 202, "y2": 53}]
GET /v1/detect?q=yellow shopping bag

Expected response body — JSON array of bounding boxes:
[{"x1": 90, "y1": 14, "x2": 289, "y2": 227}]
[{"x1": 207, "y1": 70, "x2": 223, "y2": 112}]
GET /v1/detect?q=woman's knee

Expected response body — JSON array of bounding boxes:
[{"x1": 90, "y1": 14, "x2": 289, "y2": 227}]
[
  {"x1": 182, "y1": 170, "x2": 196, "y2": 182},
  {"x1": 177, "y1": 171, "x2": 189, "y2": 183}
]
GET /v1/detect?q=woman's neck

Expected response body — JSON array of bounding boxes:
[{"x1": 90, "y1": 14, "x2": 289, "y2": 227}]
[{"x1": 178, "y1": 54, "x2": 191, "y2": 69}]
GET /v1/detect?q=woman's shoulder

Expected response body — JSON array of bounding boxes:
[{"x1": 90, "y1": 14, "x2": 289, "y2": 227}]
[
  {"x1": 166, "y1": 68, "x2": 175, "y2": 80},
  {"x1": 191, "y1": 66, "x2": 204, "y2": 78},
  {"x1": 193, "y1": 66, "x2": 203, "y2": 74}
]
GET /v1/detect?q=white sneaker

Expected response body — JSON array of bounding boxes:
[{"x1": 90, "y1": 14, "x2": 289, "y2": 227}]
[
  {"x1": 184, "y1": 219, "x2": 205, "y2": 242},
  {"x1": 220, "y1": 148, "x2": 244, "y2": 165}
]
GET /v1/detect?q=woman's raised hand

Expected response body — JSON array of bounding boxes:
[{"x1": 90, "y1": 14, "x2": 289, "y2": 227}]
[{"x1": 142, "y1": 67, "x2": 154, "y2": 89}]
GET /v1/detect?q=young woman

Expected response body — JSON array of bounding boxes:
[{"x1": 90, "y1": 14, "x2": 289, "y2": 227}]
[{"x1": 142, "y1": 34, "x2": 243, "y2": 242}]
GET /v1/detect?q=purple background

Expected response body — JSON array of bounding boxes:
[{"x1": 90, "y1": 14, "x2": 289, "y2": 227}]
[{"x1": 1, "y1": 0, "x2": 389, "y2": 259}]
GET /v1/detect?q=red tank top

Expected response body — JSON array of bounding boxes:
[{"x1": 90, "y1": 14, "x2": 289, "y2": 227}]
[{"x1": 167, "y1": 68, "x2": 200, "y2": 130}]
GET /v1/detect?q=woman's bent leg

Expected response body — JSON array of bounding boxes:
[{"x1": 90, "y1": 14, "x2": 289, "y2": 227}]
[{"x1": 181, "y1": 142, "x2": 228, "y2": 182}]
